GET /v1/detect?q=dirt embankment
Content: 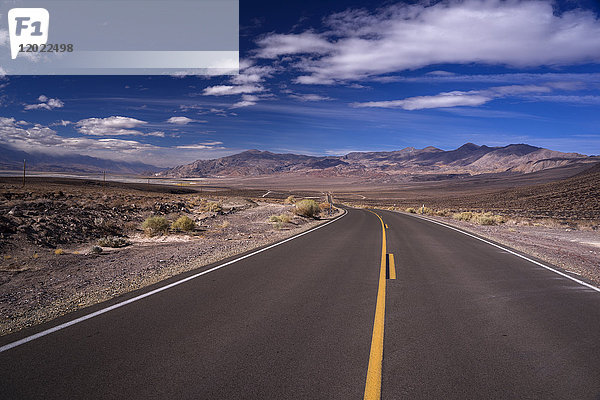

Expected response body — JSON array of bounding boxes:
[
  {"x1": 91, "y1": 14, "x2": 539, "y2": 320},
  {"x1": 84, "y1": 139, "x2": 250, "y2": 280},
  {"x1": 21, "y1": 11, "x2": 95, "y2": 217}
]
[{"x1": 0, "y1": 179, "x2": 339, "y2": 336}]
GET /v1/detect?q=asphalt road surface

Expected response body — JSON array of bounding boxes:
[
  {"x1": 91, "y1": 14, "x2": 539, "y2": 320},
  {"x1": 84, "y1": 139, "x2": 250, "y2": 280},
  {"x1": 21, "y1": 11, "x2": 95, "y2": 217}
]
[{"x1": 1, "y1": 207, "x2": 599, "y2": 399}]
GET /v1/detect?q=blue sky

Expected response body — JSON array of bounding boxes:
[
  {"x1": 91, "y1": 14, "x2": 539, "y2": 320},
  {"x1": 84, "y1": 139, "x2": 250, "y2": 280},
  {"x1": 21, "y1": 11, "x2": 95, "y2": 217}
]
[{"x1": 1, "y1": 0, "x2": 600, "y2": 167}]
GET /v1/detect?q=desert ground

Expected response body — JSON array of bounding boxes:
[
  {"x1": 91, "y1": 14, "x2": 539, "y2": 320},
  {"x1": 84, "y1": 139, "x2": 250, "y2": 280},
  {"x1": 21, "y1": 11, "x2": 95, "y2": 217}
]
[
  {"x1": 1, "y1": 161, "x2": 598, "y2": 335},
  {"x1": 0, "y1": 177, "x2": 339, "y2": 335}
]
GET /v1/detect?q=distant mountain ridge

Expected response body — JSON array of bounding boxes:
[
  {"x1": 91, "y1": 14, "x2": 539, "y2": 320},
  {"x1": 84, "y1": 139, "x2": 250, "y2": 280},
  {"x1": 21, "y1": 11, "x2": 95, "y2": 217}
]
[
  {"x1": 0, "y1": 144, "x2": 159, "y2": 175},
  {"x1": 161, "y1": 143, "x2": 594, "y2": 180}
]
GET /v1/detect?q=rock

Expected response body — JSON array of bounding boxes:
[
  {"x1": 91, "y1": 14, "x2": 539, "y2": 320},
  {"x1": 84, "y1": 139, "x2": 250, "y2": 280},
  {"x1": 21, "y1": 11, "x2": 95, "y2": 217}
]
[
  {"x1": 8, "y1": 208, "x2": 22, "y2": 217},
  {"x1": 89, "y1": 246, "x2": 103, "y2": 254}
]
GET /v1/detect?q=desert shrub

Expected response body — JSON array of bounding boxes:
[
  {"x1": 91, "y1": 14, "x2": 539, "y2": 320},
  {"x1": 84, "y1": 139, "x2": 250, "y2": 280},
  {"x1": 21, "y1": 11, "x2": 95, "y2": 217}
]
[
  {"x1": 294, "y1": 199, "x2": 320, "y2": 218},
  {"x1": 434, "y1": 209, "x2": 452, "y2": 217},
  {"x1": 54, "y1": 249, "x2": 64, "y2": 255},
  {"x1": 190, "y1": 198, "x2": 223, "y2": 213},
  {"x1": 207, "y1": 201, "x2": 222, "y2": 212},
  {"x1": 220, "y1": 220, "x2": 231, "y2": 229},
  {"x1": 269, "y1": 214, "x2": 292, "y2": 224},
  {"x1": 97, "y1": 236, "x2": 130, "y2": 248},
  {"x1": 284, "y1": 195, "x2": 296, "y2": 204},
  {"x1": 453, "y1": 212, "x2": 473, "y2": 221},
  {"x1": 474, "y1": 214, "x2": 497, "y2": 225},
  {"x1": 200, "y1": 200, "x2": 222, "y2": 213},
  {"x1": 171, "y1": 215, "x2": 196, "y2": 232},
  {"x1": 467, "y1": 212, "x2": 505, "y2": 225},
  {"x1": 453, "y1": 211, "x2": 505, "y2": 225},
  {"x1": 142, "y1": 216, "x2": 169, "y2": 236},
  {"x1": 405, "y1": 207, "x2": 417, "y2": 213}
]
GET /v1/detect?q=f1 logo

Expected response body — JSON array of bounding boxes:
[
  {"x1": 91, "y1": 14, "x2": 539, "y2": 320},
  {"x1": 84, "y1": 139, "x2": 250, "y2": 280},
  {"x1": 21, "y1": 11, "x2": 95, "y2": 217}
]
[{"x1": 8, "y1": 8, "x2": 49, "y2": 60}]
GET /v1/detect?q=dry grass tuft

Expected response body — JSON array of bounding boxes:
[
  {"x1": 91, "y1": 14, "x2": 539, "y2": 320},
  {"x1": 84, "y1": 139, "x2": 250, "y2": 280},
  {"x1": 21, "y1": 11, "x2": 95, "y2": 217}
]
[
  {"x1": 284, "y1": 195, "x2": 296, "y2": 204},
  {"x1": 452, "y1": 211, "x2": 505, "y2": 225}
]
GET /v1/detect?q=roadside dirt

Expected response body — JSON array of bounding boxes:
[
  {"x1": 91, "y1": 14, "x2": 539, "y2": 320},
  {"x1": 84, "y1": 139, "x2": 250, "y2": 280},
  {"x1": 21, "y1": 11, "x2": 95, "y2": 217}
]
[{"x1": 0, "y1": 179, "x2": 339, "y2": 336}]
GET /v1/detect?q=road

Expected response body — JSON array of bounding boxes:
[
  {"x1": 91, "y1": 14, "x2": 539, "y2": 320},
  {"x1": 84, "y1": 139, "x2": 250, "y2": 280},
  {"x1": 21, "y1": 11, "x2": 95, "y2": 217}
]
[{"x1": 1, "y1": 207, "x2": 599, "y2": 399}]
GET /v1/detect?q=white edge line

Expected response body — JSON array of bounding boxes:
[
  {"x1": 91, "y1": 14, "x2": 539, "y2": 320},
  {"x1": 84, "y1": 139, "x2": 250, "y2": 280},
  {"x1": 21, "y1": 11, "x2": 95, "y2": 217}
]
[
  {"x1": 393, "y1": 211, "x2": 600, "y2": 293},
  {"x1": 0, "y1": 209, "x2": 347, "y2": 353}
]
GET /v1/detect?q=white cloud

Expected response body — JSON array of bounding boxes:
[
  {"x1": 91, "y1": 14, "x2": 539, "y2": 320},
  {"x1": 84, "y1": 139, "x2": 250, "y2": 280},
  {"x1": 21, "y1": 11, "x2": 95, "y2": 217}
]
[
  {"x1": 426, "y1": 71, "x2": 456, "y2": 77},
  {"x1": 231, "y1": 94, "x2": 259, "y2": 108},
  {"x1": 203, "y1": 84, "x2": 265, "y2": 96},
  {"x1": 355, "y1": 93, "x2": 492, "y2": 110},
  {"x1": 289, "y1": 93, "x2": 333, "y2": 102},
  {"x1": 201, "y1": 60, "x2": 276, "y2": 109},
  {"x1": 75, "y1": 116, "x2": 161, "y2": 136},
  {"x1": 255, "y1": 0, "x2": 600, "y2": 84},
  {"x1": 167, "y1": 116, "x2": 195, "y2": 125},
  {"x1": 24, "y1": 95, "x2": 64, "y2": 110},
  {"x1": 255, "y1": 32, "x2": 334, "y2": 59},
  {"x1": 176, "y1": 141, "x2": 224, "y2": 149},
  {"x1": 525, "y1": 95, "x2": 600, "y2": 105},
  {"x1": 230, "y1": 64, "x2": 276, "y2": 85},
  {"x1": 352, "y1": 84, "x2": 552, "y2": 110},
  {"x1": 0, "y1": 117, "x2": 158, "y2": 155},
  {"x1": 0, "y1": 117, "x2": 233, "y2": 167}
]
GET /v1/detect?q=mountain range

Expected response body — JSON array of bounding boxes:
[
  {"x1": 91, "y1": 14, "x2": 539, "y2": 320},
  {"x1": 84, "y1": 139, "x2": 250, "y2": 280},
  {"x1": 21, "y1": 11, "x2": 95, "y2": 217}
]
[
  {"x1": 0, "y1": 144, "x2": 158, "y2": 175},
  {"x1": 160, "y1": 143, "x2": 596, "y2": 181},
  {"x1": 1, "y1": 143, "x2": 596, "y2": 180}
]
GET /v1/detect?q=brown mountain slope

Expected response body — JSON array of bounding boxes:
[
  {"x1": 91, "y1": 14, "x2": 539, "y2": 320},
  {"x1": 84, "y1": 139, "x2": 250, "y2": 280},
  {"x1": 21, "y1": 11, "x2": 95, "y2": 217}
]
[
  {"x1": 430, "y1": 162, "x2": 600, "y2": 219},
  {"x1": 160, "y1": 143, "x2": 591, "y2": 180}
]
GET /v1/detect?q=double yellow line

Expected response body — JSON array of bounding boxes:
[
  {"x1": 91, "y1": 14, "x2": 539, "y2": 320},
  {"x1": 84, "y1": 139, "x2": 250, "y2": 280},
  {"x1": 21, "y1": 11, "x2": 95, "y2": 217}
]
[{"x1": 363, "y1": 210, "x2": 394, "y2": 400}]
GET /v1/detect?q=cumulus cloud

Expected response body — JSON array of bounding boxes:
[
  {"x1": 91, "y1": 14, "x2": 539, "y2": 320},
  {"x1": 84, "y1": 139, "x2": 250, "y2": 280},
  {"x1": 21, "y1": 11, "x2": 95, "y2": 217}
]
[
  {"x1": 75, "y1": 116, "x2": 164, "y2": 137},
  {"x1": 0, "y1": 117, "x2": 231, "y2": 167},
  {"x1": 0, "y1": 117, "x2": 157, "y2": 155},
  {"x1": 255, "y1": 0, "x2": 600, "y2": 84},
  {"x1": 201, "y1": 60, "x2": 277, "y2": 109},
  {"x1": 352, "y1": 84, "x2": 552, "y2": 110},
  {"x1": 24, "y1": 95, "x2": 64, "y2": 110}
]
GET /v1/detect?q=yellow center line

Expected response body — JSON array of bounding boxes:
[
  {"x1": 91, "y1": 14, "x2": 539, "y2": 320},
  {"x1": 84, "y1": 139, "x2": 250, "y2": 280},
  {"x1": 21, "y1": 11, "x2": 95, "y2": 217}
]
[
  {"x1": 364, "y1": 210, "x2": 387, "y2": 400},
  {"x1": 388, "y1": 254, "x2": 396, "y2": 280}
]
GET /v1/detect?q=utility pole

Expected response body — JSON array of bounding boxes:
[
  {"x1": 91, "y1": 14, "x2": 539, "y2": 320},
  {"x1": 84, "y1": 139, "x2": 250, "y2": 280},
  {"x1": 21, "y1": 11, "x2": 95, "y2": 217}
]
[{"x1": 22, "y1": 159, "x2": 26, "y2": 187}]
